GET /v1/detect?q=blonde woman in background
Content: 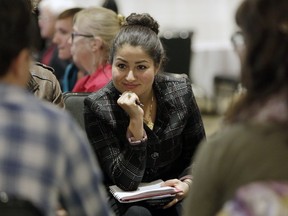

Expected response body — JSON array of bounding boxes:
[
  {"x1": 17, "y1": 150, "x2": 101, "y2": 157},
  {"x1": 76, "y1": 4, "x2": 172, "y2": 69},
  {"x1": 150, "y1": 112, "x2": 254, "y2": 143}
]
[{"x1": 70, "y1": 7, "x2": 123, "y2": 92}]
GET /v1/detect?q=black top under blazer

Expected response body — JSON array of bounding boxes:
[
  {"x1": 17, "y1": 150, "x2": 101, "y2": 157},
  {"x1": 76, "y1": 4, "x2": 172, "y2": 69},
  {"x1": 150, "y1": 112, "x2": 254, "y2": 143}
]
[{"x1": 84, "y1": 73, "x2": 206, "y2": 191}]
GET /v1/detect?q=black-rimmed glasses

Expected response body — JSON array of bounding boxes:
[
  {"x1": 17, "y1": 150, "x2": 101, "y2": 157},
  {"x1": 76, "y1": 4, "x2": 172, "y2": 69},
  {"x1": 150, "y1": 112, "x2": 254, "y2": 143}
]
[{"x1": 71, "y1": 32, "x2": 94, "y2": 42}]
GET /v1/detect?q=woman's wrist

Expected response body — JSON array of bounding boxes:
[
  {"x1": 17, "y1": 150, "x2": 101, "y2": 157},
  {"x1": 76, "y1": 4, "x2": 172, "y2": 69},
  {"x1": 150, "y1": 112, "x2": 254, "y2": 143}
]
[
  {"x1": 182, "y1": 179, "x2": 192, "y2": 190},
  {"x1": 180, "y1": 175, "x2": 193, "y2": 192},
  {"x1": 128, "y1": 118, "x2": 144, "y2": 140},
  {"x1": 127, "y1": 129, "x2": 147, "y2": 145}
]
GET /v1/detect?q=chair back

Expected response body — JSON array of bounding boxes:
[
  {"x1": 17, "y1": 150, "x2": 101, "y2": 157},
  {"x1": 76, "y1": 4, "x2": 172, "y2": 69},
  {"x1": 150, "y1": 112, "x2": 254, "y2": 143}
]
[
  {"x1": 161, "y1": 71, "x2": 189, "y2": 80},
  {"x1": 63, "y1": 92, "x2": 90, "y2": 129},
  {"x1": 0, "y1": 193, "x2": 43, "y2": 216},
  {"x1": 160, "y1": 31, "x2": 193, "y2": 80}
]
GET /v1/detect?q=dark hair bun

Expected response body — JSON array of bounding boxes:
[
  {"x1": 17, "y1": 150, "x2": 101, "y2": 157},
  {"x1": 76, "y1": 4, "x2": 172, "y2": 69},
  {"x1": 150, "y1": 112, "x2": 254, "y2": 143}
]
[{"x1": 124, "y1": 13, "x2": 159, "y2": 35}]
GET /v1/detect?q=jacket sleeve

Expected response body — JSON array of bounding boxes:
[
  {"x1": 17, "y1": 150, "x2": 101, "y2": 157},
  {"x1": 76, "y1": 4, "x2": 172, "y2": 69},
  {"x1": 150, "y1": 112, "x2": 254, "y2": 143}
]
[
  {"x1": 50, "y1": 71, "x2": 65, "y2": 109},
  {"x1": 179, "y1": 84, "x2": 206, "y2": 178},
  {"x1": 30, "y1": 62, "x2": 65, "y2": 109},
  {"x1": 84, "y1": 96, "x2": 148, "y2": 191}
]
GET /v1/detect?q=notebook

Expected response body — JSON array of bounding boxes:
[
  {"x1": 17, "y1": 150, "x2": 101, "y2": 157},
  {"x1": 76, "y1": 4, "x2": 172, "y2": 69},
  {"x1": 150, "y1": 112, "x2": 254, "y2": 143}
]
[{"x1": 109, "y1": 179, "x2": 181, "y2": 203}]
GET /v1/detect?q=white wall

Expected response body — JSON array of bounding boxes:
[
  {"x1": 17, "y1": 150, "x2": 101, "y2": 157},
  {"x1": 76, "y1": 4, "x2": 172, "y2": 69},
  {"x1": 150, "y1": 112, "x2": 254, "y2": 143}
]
[
  {"x1": 116, "y1": 0, "x2": 244, "y2": 97},
  {"x1": 117, "y1": 0, "x2": 242, "y2": 44}
]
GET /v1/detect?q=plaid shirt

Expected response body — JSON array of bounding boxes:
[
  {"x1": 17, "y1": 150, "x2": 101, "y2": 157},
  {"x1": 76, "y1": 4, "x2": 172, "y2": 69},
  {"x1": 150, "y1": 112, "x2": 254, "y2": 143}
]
[
  {"x1": 0, "y1": 84, "x2": 112, "y2": 216},
  {"x1": 84, "y1": 73, "x2": 206, "y2": 191}
]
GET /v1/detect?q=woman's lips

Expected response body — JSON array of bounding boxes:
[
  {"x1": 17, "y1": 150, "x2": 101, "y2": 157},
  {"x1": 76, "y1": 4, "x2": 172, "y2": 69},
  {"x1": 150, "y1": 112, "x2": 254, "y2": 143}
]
[{"x1": 123, "y1": 83, "x2": 139, "y2": 90}]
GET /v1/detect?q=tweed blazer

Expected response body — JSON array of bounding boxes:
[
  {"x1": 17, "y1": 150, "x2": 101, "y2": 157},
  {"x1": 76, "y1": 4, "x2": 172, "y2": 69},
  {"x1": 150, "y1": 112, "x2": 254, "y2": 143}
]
[{"x1": 84, "y1": 73, "x2": 206, "y2": 191}]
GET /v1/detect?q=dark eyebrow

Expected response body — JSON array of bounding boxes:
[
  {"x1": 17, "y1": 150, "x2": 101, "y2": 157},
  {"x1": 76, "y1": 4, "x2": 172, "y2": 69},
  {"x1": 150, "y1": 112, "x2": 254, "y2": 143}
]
[
  {"x1": 115, "y1": 57, "x2": 149, "y2": 64},
  {"x1": 115, "y1": 57, "x2": 127, "y2": 63},
  {"x1": 135, "y1": 60, "x2": 149, "y2": 64}
]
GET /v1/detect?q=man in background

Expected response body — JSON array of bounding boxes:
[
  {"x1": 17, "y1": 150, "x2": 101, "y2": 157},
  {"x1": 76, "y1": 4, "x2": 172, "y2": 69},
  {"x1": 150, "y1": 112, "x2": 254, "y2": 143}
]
[
  {"x1": 53, "y1": 7, "x2": 84, "y2": 92},
  {"x1": 37, "y1": 0, "x2": 76, "y2": 84}
]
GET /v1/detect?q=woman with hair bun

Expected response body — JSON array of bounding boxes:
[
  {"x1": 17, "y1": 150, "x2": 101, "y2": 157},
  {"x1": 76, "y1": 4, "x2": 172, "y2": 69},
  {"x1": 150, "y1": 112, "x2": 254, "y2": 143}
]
[{"x1": 84, "y1": 13, "x2": 205, "y2": 216}]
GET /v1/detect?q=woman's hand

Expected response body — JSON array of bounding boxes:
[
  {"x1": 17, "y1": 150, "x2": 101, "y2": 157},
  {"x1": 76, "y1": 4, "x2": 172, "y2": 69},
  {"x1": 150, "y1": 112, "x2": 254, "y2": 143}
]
[
  {"x1": 161, "y1": 178, "x2": 191, "y2": 209},
  {"x1": 56, "y1": 208, "x2": 68, "y2": 216},
  {"x1": 118, "y1": 91, "x2": 145, "y2": 140},
  {"x1": 117, "y1": 91, "x2": 144, "y2": 119}
]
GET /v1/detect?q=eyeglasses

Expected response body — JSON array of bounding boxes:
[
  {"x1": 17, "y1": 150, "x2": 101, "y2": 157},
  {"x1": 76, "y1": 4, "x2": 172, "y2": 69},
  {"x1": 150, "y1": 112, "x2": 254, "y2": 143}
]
[{"x1": 71, "y1": 32, "x2": 94, "y2": 43}]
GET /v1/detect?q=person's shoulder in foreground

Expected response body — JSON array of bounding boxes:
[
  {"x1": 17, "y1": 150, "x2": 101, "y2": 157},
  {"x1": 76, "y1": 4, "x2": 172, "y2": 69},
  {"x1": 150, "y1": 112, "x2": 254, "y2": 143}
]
[
  {"x1": 0, "y1": 84, "x2": 112, "y2": 216},
  {"x1": 28, "y1": 61, "x2": 65, "y2": 108},
  {"x1": 0, "y1": 0, "x2": 112, "y2": 215},
  {"x1": 183, "y1": 123, "x2": 288, "y2": 215},
  {"x1": 183, "y1": 0, "x2": 288, "y2": 215}
]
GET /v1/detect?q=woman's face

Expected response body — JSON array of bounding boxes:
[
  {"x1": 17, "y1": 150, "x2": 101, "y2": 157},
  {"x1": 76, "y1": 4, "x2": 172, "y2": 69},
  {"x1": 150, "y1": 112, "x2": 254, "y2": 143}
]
[
  {"x1": 69, "y1": 26, "x2": 93, "y2": 73},
  {"x1": 53, "y1": 17, "x2": 73, "y2": 60},
  {"x1": 112, "y1": 44, "x2": 158, "y2": 100}
]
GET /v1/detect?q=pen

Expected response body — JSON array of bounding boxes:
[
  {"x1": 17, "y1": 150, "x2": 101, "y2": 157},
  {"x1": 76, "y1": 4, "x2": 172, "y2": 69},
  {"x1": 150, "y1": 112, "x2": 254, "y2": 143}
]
[{"x1": 135, "y1": 101, "x2": 144, "y2": 107}]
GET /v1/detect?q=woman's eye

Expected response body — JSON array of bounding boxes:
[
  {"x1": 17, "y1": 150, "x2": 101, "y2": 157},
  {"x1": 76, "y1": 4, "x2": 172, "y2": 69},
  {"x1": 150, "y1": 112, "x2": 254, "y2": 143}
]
[
  {"x1": 137, "y1": 65, "x2": 147, "y2": 70},
  {"x1": 117, "y1": 64, "x2": 126, "y2": 70},
  {"x1": 60, "y1": 30, "x2": 68, "y2": 35}
]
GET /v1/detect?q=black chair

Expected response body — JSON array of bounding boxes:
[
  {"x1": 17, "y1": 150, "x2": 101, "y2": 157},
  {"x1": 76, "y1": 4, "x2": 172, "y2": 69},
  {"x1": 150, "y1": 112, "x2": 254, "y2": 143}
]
[
  {"x1": 0, "y1": 193, "x2": 43, "y2": 216},
  {"x1": 63, "y1": 92, "x2": 90, "y2": 129},
  {"x1": 212, "y1": 31, "x2": 244, "y2": 114},
  {"x1": 160, "y1": 31, "x2": 193, "y2": 80}
]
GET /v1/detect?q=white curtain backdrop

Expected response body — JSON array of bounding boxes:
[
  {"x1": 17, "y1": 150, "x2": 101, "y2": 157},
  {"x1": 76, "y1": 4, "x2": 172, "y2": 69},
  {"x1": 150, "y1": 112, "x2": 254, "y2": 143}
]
[
  {"x1": 117, "y1": 0, "x2": 242, "y2": 44},
  {"x1": 117, "y1": 0, "x2": 243, "y2": 97}
]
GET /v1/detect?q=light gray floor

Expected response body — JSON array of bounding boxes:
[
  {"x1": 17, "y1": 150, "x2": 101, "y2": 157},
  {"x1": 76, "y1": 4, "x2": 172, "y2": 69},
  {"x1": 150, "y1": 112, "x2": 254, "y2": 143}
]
[{"x1": 202, "y1": 114, "x2": 223, "y2": 138}]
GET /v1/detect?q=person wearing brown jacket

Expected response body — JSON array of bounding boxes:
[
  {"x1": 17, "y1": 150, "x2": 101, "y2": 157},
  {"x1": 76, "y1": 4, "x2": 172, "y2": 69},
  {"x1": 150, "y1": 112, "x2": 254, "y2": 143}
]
[{"x1": 27, "y1": 62, "x2": 64, "y2": 108}]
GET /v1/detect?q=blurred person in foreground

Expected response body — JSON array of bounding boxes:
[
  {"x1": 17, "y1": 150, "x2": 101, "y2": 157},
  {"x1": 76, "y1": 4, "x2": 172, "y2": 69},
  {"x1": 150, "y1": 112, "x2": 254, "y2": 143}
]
[
  {"x1": 70, "y1": 7, "x2": 122, "y2": 92},
  {"x1": 0, "y1": 0, "x2": 113, "y2": 215},
  {"x1": 183, "y1": 0, "x2": 288, "y2": 215},
  {"x1": 84, "y1": 13, "x2": 205, "y2": 216}
]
